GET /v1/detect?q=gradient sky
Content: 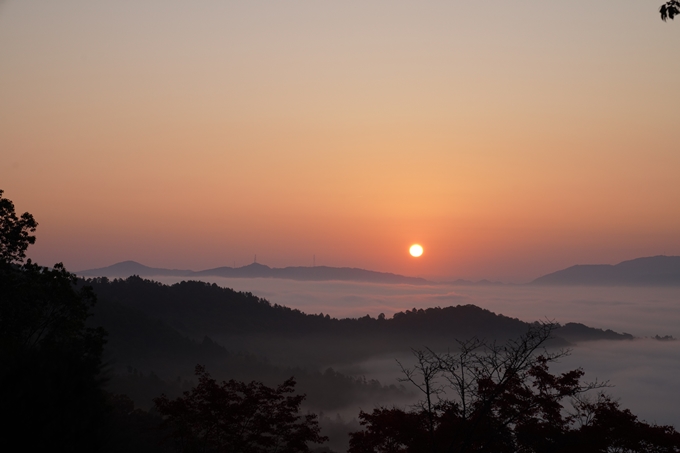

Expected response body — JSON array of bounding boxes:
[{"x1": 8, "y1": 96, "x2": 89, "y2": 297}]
[{"x1": 1, "y1": 0, "x2": 678, "y2": 282}]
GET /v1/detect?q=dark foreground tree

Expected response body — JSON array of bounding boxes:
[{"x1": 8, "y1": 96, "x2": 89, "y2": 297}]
[
  {"x1": 0, "y1": 189, "x2": 37, "y2": 264},
  {"x1": 349, "y1": 322, "x2": 680, "y2": 453},
  {"x1": 0, "y1": 190, "x2": 108, "y2": 451},
  {"x1": 660, "y1": 1, "x2": 680, "y2": 21},
  {"x1": 105, "y1": 393, "x2": 172, "y2": 453},
  {"x1": 154, "y1": 365, "x2": 328, "y2": 453}
]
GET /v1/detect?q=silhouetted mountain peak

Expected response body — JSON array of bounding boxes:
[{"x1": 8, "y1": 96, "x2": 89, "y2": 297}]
[
  {"x1": 79, "y1": 260, "x2": 430, "y2": 284},
  {"x1": 107, "y1": 260, "x2": 148, "y2": 270},
  {"x1": 532, "y1": 255, "x2": 680, "y2": 286},
  {"x1": 78, "y1": 261, "x2": 193, "y2": 277},
  {"x1": 614, "y1": 255, "x2": 680, "y2": 271},
  {"x1": 242, "y1": 262, "x2": 271, "y2": 270}
]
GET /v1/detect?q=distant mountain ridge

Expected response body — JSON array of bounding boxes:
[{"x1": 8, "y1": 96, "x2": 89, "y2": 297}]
[
  {"x1": 80, "y1": 255, "x2": 680, "y2": 286},
  {"x1": 78, "y1": 260, "x2": 431, "y2": 285},
  {"x1": 532, "y1": 255, "x2": 680, "y2": 286}
]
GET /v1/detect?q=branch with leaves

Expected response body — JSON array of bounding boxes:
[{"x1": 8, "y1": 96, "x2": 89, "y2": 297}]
[{"x1": 660, "y1": 1, "x2": 680, "y2": 21}]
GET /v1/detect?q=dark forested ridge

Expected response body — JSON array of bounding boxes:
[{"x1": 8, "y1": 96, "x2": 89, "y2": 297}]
[
  {"x1": 88, "y1": 276, "x2": 632, "y2": 351},
  {"x1": 532, "y1": 255, "x2": 680, "y2": 286},
  {"x1": 90, "y1": 292, "x2": 408, "y2": 412},
  {"x1": 83, "y1": 276, "x2": 648, "y2": 452},
  {"x1": 86, "y1": 276, "x2": 633, "y2": 412}
]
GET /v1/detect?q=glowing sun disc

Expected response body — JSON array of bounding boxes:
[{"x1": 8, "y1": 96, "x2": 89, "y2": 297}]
[{"x1": 409, "y1": 244, "x2": 423, "y2": 257}]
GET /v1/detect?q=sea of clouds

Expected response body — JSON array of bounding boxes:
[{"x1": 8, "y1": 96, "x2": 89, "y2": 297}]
[{"x1": 154, "y1": 276, "x2": 680, "y2": 427}]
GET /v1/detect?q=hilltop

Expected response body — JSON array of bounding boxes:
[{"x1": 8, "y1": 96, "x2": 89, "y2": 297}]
[
  {"x1": 532, "y1": 255, "x2": 680, "y2": 286},
  {"x1": 87, "y1": 275, "x2": 633, "y2": 370},
  {"x1": 79, "y1": 260, "x2": 431, "y2": 284}
]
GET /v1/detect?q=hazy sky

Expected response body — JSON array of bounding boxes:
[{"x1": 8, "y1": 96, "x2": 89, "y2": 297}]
[{"x1": 1, "y1": 1, "x2": 678, "y2": 282}]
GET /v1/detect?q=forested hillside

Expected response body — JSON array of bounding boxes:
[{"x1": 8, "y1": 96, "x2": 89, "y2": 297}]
[
  {"x1": 90, "y1": 293, "x2": 408, "y2": 412},
  {"x1": 88, "y1": 276, "x2": 632, "y2": 352},
  {"x1": 86, "y1": 276, "x2": 633, "y2": 412}
]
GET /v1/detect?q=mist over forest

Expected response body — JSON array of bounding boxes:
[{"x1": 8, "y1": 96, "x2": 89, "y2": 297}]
[
  {"x1": 82, "y1": 272, "x2": 680, "y2": 451},
  {"x1": 3, "y1": 0, "x2": 680, "y2": 451}
]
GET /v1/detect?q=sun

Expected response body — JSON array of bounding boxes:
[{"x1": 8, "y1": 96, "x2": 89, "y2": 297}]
[{"x1": 409, "y1": 244, "x2": 423, "y2": 257}]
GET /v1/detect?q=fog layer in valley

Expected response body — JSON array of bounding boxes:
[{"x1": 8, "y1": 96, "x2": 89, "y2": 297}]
[
  {"x1": 155, "y1": 276, "x2": 680, "y2": 337},
  {"x1": 345, "y1": 339, "x2": 680, "y2": 429},
  {"x1": 152, "y1": 276, "x2": 680, "y2": 428}
]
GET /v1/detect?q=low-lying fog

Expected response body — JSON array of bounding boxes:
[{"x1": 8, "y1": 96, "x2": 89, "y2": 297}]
[
  {"x1": 337, "y1": 339, "x2": 680, "y2": 428},
  {"x1": 153, "y1": 276, "x2": 680, "y2": 427}
]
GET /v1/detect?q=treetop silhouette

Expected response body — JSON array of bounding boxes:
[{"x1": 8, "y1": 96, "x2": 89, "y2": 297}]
[
  {"x1": 349, "y1": 323, "x2": 680, "y2": 453},
  {"x1": 661, "y1": 1, "x2": 680, "y2": 21},
  {"x1": 0, "y1": 189, "x2": 37, "y2": 264},
  {"x1": 154, "y1": 365, "x2": 328, "y2": 453}
]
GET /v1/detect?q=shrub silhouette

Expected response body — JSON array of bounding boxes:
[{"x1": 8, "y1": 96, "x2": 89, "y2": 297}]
[{"x1": 154, "y1": 365, "x2": 327, "y2": 453}]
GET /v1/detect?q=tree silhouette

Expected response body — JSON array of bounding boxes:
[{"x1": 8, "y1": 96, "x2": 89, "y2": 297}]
[
  {"x1": 0, "y1": 189, "x2": 37, "y2": 264},
  {"x1": 154, "y1": 365, "x2": 328, "y2": 453},
  {"x1": 0, "y1": 189, "x2": 108, "y2": 452},
  {"x1": 349, "y1": 323, "x2": 680, "y2": 453},
  {"x1": 660, "y1": 1, "x2": 680, "y2": 20}
]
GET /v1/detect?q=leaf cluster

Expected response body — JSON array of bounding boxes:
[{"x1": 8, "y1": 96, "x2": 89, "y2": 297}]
[{"x1": 660, "y1": 1, "x2": 680, "y2": 21}]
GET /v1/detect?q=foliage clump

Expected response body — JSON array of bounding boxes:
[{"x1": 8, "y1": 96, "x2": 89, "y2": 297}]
[
  {"x1": 660, "y1": 1, "x2": 680, "y2": 21},
  {"x1": 154, "y1": 365, "x2": 328, "y2": 453}
]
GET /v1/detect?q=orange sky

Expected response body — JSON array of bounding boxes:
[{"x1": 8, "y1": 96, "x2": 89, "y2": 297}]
[{"x1": 1, "y1": 1, "x2": 679, "y2": 282}]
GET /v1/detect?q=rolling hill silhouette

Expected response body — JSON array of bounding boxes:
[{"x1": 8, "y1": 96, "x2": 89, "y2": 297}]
[
  {"x1": 532, "y1": 255, "x2": 680, "y2": 286},
  {"x1": 80, "y1": 260, "x2": 192, "y2": 277},
  {"x1": 86, "y1": 276, "x2": 633, "y2": 366},
  {"x1": 79, "y1": 261, "x2": 431, "y2": 284}
]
